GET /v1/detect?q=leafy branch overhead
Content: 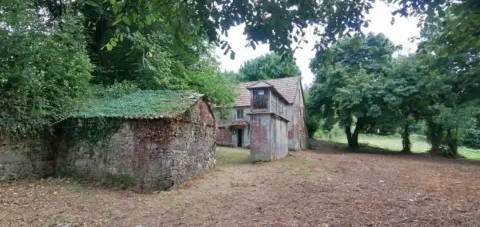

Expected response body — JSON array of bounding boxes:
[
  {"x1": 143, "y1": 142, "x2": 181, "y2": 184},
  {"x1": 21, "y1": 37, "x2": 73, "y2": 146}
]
[
  {"x1": 105, "y1": 0, "x2": 474, "y2": 56},
  {"x1": 105, "y1": 0, "x2": 375, "y2": 56}
]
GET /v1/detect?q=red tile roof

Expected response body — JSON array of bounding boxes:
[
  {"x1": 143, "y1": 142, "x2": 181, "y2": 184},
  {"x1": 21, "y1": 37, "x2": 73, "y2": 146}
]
[{"x1": 235, "y1": 76, "x2": 301, "y2": 107}]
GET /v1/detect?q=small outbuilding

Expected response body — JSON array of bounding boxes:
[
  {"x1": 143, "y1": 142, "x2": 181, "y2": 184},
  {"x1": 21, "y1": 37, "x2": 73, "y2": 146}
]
[{"x1": 54, "y1": 90, "x2": 216, "y2": 192}]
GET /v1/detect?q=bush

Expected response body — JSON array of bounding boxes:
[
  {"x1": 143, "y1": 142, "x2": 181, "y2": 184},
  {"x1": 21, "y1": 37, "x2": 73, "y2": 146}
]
[
  {"x1": 462, "y1": 126, "x2": 480, "y2": 149},
  {"x1": 0, "y1": 3, "x2": 92, "y2": 137}
]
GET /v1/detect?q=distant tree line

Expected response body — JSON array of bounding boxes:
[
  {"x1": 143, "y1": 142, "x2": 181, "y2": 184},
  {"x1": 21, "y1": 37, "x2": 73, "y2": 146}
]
[{"x1": 225, "y1": 53, "x2": 301, "y2": 82}]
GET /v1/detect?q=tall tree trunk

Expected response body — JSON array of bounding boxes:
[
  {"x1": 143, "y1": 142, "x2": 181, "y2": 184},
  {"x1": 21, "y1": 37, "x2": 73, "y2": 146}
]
[
  {"x1": 445, "y1": 128, "x2": 458, "y2": 158},
  {"x1": 427, "y1": 121, "x2": 458, "y2": 158},
  {"x1": 401, "y1": 122, "x2": 411, "y2": 153},
  {"x1": 352, "y1": 125, "x2": 360, "y2": 150},
  {"x1": 427, "y1": 120, "x2": 442, "y2": 154},
  {"x1": 345, "y1": 123, "x2": 360, "y2": 151}
]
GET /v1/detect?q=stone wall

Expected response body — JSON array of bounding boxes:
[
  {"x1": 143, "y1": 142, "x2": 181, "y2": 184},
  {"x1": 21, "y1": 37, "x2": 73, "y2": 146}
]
[
  {"x1": 0, "y1": 136, "x2": 54, "y2": 182},
  {"x1": 55, "y1": 100, "x2": 216, "y2": 192}
]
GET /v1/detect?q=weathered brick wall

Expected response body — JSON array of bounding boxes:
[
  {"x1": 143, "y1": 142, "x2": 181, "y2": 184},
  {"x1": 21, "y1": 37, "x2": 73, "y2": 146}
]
[
  {"x1": 55, "y1": 100, "x2": 216, "y2": 192},
  {"x1": 0, "y1": 136, "x2": 54, "y2": 182},
  {"x1": 216, "y1": 127, "x2": 232, "y2": 146}
]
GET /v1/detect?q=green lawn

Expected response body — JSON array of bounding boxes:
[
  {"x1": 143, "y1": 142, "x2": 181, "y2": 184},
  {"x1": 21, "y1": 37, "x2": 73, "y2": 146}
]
[
  {"x1": 317, "y1": 133, "x2": 480, "y2": 160},
  {"x1": 216, "y1": 146, "x2": 250, "y2": 165}
]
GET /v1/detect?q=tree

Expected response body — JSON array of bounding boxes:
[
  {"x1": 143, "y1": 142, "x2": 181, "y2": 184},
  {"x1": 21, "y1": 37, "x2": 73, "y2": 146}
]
[
  {"x1": 383, "y1": 56, "x2": 431, "y2": 153},
  {"x1": 0, "y1": 0, "x2": 237, "y2": 139},
  {"x1": 308, "y1": 33, "x2": 398, "y2": 150},
  {"x1": 41, "y1": 0, "x2": 235, "y2": 106},
  {"x1": 35, "y1": 0, "x2": 477, "y2": 59},
  {"x1": 462, "y1": 118, "x2": 480, "y2": 149},
  {"x1": 105, "y1": 0, "x2": 376, "y2": 56},
  {"x1": 0, "y1": 2, "x2": 92, "y2": 138},
  {"x1": 184, "y1": 54, "x2": 237, "y2": 108},
  {"x1": 414, "y1": 2, "x2": 480, "y2": 157},
  {"x1": 238, "y1": 53, "x2": 301, "y2": 81}
]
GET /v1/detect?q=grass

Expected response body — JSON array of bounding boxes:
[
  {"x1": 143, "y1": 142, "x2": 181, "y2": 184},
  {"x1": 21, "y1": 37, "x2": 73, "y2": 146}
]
[
  {"x1": 216, "y1": 146, "x2": 250, "y2": 165},
  {"x1": 317, "y1": 133, "x2": 480, "y2": 160}
]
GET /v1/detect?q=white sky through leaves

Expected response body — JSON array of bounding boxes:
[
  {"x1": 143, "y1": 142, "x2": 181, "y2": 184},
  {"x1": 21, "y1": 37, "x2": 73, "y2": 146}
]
[{"x1": 215, "y1": 1, "x2": 421, "y2": 86}]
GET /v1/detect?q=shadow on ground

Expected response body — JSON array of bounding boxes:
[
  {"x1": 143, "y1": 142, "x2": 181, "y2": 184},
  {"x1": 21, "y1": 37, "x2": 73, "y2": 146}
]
[{"x1": 308, "y1": 139, "x2": 480, "y2": 166}]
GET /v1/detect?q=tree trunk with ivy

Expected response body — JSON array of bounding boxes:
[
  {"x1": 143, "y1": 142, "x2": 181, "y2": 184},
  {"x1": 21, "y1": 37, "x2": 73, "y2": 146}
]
[
  {"x1": 401, "y1": 122, "x2": 411, "y2": 153},
  {"x1": 427, "y1": 120, "x2": 458, "y2": 158},
  {"x1": 427, "y1": 120, "x2": 442, "y2": 154},
  {"x1": 445, "y1": 128, "x2": 459, "y2": 158}
]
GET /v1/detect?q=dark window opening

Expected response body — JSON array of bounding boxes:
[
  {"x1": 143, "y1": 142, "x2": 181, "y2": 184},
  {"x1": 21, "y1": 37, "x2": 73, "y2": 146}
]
[
  {"x1": 236, "y1": 109, "x2": 244, "y2": 119},
  {"x1": 252, "y1": 89, "x2": 268, "y2": 109}
]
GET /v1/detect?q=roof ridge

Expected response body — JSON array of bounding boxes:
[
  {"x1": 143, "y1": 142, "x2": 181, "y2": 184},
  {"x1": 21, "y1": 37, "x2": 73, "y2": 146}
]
[{"x1": 238, "y1": 76, "x2": 301, "y2": 85}]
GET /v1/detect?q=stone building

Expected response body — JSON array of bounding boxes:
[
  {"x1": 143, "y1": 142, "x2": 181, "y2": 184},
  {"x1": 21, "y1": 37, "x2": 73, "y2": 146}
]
[
  {"x1": 216, "y1": 76, "x2": 308, "y2": 150},
  {"x1": 54, "y1": 90, "x2": 216, "y2": 192}
]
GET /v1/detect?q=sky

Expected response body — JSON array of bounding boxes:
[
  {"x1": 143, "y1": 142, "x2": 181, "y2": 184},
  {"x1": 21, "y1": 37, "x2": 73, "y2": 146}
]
[{"x1": 215, "y1": 1, "x2": 421, "y2": 86}]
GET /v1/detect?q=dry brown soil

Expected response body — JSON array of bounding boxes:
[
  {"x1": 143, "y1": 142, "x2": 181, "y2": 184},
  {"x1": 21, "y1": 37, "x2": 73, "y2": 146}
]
[{"x1": 2, "y1": 145, "x2": 480, "y2": 226}]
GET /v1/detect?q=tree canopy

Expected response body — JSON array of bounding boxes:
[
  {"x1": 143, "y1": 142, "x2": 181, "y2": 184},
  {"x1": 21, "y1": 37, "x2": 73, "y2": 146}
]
[
  {"x1": 308, "y1": 33, "x2": 398, "y2": 150},
  {"x1": 306, "y1": 1, "x2": 480, "y2": 156},
  {"x1": 0, "y1": 0, "x2": 236, "y2": 138},
  {"x1": 238, "y1": 53, "x2": 300, "y2": 81},
  {"x1": 0, "y1": 2, "x2": 92, "y2": 137}
]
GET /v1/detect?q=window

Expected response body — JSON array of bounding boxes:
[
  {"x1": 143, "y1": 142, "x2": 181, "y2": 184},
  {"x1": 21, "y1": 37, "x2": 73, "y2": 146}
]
[
  {"x1": 236, "y1": 109, "x2": 244, "y2": 119},
  {"x1": 252, "y1": 89, "x2": 268, "y2": 109}
]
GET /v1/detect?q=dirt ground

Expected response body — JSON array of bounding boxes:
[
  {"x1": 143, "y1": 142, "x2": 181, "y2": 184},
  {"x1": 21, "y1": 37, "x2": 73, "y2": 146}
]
[{"x1": 2, "y1": 145, "x2": 480, "y2": 226}]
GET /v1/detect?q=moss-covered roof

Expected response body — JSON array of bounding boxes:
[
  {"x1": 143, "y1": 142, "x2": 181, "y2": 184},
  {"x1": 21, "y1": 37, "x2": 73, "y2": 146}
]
[{"x1": 71, "y1": 90, "x2": 203, "y2": 119}]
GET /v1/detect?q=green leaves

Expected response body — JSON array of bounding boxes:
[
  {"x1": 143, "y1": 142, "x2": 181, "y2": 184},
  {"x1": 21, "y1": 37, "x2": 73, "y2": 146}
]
[
  {"x1": 0, "y1": 2, "x2": 93, "y2": 138},
  {"x1": 238, "y1": 53, "x2": 301, "y2": 81},
  {"x1": 307, "y1": 33, "x2": 399, "y2": 142}
]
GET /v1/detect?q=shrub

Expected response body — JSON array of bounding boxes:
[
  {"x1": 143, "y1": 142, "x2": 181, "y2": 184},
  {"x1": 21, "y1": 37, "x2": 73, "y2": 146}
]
[
  {"x1": 0, "y1": 3, "x2": 92, "y2": 137},
  {"x1": 462, "y1": 125, "x2": 480, "y2": 149}
]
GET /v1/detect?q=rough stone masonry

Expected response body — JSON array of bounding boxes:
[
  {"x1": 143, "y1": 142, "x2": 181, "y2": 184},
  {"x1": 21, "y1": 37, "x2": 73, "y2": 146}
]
[{"x1": 0, "y1": 91, "x2": 217, "y2": 192}]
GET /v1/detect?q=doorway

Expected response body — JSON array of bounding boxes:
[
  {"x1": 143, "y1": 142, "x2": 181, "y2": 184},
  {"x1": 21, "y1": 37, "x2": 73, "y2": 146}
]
[{"x1": 237, "y1": 128, "x2": 243, "y2": 147}]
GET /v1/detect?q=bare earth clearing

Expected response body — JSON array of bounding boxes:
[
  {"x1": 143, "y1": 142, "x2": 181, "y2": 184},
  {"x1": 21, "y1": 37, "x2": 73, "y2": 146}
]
[{"x1": 2, "y1": 145, "x2": 480, "y2": 226}]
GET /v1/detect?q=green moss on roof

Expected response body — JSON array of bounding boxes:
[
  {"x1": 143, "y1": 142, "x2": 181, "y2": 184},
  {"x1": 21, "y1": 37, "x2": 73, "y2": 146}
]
[{"x1": 71, "y1": 90, "x2": 203, "y2": 119}]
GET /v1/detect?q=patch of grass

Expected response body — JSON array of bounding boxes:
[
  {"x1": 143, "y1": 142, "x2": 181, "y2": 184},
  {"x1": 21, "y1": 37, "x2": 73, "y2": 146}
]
[
  {"x1": 216, "y1": 146, "x2": 250, "y2": 165},
  {"x1": 317, "y1": 133, "x2": 480, "y2": 160},
  {"x1": 460, "y1": 147, "x2": 480, "y2": 160}
]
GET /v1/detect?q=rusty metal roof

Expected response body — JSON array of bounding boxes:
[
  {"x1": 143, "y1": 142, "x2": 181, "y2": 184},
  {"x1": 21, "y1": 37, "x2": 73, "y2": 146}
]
[{"x1": 235, "y1": 76, "x2": 301, "y2": 106}]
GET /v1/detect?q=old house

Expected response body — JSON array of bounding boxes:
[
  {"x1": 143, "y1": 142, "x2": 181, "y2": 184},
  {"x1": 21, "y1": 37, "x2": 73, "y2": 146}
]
[
  {"x1": 54, "y1": 90, "x2": 216, "y2": 192},
  {"x1": 216, "y1": 76, "x2": 308, "y2": 150}
]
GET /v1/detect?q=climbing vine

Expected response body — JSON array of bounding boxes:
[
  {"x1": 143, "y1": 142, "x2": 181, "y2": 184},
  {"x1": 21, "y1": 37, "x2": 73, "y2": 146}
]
[{"x1": 60, "y1": 118, "x2": 123, "y2": 145}]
